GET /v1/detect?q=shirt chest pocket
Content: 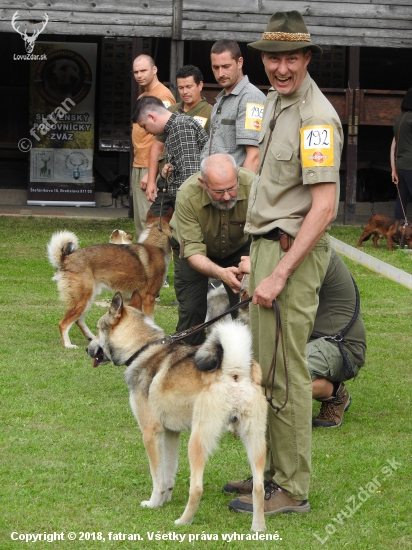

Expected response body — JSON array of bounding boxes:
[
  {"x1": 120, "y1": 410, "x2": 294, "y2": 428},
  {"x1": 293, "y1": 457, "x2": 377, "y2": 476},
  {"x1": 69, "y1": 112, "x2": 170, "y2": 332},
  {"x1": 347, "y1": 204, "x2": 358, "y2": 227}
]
[{"x1": 269, "y1": 141, "x2": 296, "y2": 186}]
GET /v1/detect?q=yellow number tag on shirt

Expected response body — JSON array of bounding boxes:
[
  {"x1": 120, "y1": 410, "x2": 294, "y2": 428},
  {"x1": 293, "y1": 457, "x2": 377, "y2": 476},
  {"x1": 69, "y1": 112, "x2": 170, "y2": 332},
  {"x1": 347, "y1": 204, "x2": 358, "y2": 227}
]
[
  {"x1": 300, "y1": 125, "x2": 334, "y2": 167},
  {"x1": 193, "y1": 116, "x2": 208, "y2": 128},
  {"x1": 245, "y1": 103, "x2": 264, "y2": 131}
]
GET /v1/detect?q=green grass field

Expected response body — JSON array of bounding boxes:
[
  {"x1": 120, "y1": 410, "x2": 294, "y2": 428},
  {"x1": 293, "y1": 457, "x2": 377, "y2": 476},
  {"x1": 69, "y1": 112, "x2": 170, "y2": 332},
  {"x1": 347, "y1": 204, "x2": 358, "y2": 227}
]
[{"x1": 0, "y1": 215, "x2": 411, "y2": 550}]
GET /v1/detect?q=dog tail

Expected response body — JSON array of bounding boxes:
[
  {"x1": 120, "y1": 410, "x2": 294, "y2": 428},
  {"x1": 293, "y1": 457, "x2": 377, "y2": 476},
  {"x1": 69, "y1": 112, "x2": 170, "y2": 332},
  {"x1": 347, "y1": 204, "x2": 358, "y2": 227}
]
[
  {"x1": 47, "y1": 230, "x2": 79, "y2": 268},
  {"x1": 194, "y1": 319, "x2": 253, "y2": 376}
]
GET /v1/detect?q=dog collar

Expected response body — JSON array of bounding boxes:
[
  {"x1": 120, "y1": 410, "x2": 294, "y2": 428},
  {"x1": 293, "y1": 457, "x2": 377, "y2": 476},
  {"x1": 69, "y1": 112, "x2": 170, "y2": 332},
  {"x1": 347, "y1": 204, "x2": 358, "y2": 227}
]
[{"x1": 124, "y1": 336, "x2": 172, "y2": 366}]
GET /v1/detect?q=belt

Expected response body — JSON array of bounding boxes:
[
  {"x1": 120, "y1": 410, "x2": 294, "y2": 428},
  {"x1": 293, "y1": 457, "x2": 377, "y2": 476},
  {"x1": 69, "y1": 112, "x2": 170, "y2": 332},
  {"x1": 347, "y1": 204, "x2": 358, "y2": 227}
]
[
  {"x1": 252, "y1": 228, "x2": 292, "y2": 252},
  {"x1": 252, "y1": 227, "x2": 284, "y2": 241}
]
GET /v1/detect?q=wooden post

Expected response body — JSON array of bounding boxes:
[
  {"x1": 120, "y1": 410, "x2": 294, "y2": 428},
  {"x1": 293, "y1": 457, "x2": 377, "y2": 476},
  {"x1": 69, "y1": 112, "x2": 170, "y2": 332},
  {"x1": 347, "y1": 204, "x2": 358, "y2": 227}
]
[
  {"x1": 169, "y1": 0, "x2": 184, "y2": 99},
  {"x1": 344, "y1": 46, "x2": 360, "y2": 225}
]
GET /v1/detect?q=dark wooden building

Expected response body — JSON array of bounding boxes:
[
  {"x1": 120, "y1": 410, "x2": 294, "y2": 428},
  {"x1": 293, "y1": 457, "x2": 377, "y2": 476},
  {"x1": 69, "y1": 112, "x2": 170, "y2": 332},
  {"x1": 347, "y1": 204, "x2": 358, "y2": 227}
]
[{"x1": 1, "y1": 0, "x2": 412, "y2": 221}]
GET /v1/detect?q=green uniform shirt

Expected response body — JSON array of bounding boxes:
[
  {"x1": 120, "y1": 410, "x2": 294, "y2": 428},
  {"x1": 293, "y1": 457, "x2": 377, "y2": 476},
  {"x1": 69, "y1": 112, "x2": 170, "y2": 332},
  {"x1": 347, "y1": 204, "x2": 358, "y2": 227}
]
[
  {"x1": 170, "y1": 168, "x2": 253, "y2": 259},
  {"x1": 245, "y1": 73, "x2": 344, "y2": 238},
  {"x1": 156, "y1": 99, "x2": 213, "y2": 144},
  {"x1": 311, "y1": 249, "x2": 366, "y2": 368}
]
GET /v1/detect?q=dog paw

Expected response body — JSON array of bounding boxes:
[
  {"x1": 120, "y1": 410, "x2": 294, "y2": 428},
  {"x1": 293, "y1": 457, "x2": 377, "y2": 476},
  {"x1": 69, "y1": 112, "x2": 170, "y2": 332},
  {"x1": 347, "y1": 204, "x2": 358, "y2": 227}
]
[
  {"x1": 251, "y1": 523, "x2": 266, "y2": 532},
  {"x1": 141, "y1": 500, "x2": 161, "y2": 508},
  {"x1": 174, "y1": 516, "x2": 192, "y2": 526},
  {"x1": 65, "y1": 344, "x2": 78, "y2": 349}
]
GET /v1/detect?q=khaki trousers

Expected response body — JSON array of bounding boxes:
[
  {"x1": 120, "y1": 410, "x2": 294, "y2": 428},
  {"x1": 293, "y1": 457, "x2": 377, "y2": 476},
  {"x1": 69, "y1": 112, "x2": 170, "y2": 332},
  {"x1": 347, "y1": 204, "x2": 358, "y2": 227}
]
[
  {"x1": 249, "y1": 234, "x2": 330, "y2": 500},
  {"x1": 132, "y1": 167, "x2": 151, "y2": 237}
]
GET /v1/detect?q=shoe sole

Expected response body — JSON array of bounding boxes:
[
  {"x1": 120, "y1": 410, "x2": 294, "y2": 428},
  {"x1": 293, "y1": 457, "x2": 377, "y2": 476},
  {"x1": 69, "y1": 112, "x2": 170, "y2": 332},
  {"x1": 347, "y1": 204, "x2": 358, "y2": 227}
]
[{"x1": 228, "y1": 502, "x2": 311, "y2": 515}]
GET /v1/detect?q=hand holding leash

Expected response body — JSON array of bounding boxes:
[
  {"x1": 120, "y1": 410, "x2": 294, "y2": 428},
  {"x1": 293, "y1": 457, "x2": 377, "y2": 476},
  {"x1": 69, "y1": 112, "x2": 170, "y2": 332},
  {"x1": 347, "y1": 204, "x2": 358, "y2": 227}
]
[
  {"x1": 161, "y1": 163, "x2": 174, "y2": 180},
  {"x1": 252, "y1": 271, "x2": 288, "y2": 309},
  {"x1": 220, "y1": 266, "x2": 242, "y2": 293}
]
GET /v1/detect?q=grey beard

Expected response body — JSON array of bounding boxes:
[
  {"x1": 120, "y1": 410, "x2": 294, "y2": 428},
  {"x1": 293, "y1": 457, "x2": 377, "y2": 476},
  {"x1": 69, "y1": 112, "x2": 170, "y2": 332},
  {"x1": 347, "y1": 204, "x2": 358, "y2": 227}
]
[{"x1": 208, "y1": 195, "x2": 238, "y2": 210}]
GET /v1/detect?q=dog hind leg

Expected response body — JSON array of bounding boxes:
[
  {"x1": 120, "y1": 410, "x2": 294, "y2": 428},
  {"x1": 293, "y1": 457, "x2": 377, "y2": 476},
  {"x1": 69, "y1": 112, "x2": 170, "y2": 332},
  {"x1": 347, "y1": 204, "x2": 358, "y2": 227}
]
[
  {"x1": 76, "y1": 310, "x2": 95, "y2": 341},
  {"x1": 238, "y1": 401, "x2": 267, "y2": 532},
  {"x1": 175, "y1": 402, "x2": 226, "y2": 525},
  {"x1": 162, "y1": 430, "x2": 180, "y2": 503},
  {"x1": 356, "y1": 230, "x2": 371, "y2": 247}
]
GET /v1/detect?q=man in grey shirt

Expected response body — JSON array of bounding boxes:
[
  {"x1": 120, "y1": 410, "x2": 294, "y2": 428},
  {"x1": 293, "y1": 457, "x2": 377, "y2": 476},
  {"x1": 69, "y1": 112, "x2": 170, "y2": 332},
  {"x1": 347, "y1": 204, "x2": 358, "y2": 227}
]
[{"x1": 201, "y1": 39, "x2": 266, "y2": 172}]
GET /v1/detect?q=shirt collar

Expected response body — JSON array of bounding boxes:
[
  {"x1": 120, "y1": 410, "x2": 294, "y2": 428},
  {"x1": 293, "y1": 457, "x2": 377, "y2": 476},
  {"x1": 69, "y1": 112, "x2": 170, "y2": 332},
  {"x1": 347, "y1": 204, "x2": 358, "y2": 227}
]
[
  {"x1": 267, "y1": 72, "x2": 312, "y2": 109},
  {"x1": 164, "y1": 111, "x2": 178, "y2": 134},
  {"x1": 216, "y1": 75, "x2": 250, "y2": 100}
]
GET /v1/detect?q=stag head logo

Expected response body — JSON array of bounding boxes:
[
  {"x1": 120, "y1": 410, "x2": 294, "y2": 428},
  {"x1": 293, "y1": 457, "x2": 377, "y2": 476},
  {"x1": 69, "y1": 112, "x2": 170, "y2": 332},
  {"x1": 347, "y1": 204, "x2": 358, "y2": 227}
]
[{"x1": 12, "y1": 11, "x2": 49, "y2": 54}]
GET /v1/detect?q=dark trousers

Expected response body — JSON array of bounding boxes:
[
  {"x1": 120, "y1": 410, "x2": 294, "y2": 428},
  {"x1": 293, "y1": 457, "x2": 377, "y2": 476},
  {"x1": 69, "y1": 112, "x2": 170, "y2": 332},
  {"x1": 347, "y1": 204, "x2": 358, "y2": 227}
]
[
  {"x1": 394, "y1": 168, "x2": 412, "y2": 219},
  {"x1": 171, "y1": 238, "x2": 250, "y2": 345}
]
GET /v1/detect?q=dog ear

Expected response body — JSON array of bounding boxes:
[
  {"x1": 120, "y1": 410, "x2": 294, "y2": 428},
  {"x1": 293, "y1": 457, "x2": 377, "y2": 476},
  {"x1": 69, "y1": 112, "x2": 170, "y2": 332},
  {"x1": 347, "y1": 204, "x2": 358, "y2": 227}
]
[
  {"x1": 146, "y1": 210, "x2": 154, "y2": 223},
  {"x1": 126, "y1": 232, "x2": 133, "y2": 241},
  {"x1": 109, "y1": 292, "x2": 124, "y2": 323},
  {"x1": 129, "y1": 290, "x2": 143, "y2": 310},
  {"x1": 163, "y1": 207, "x2": 173, "y2": 223}
]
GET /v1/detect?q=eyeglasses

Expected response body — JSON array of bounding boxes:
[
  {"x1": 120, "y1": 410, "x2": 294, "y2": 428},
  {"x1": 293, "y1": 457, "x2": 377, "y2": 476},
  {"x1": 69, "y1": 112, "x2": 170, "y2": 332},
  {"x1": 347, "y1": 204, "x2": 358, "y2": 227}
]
[{"x1": 204, "y1": 181, "x2": 239, "y2": 196}]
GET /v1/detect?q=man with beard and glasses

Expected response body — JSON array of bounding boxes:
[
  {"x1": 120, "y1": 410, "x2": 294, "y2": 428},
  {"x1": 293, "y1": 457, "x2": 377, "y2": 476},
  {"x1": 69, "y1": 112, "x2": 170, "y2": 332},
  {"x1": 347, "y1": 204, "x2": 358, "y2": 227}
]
[{"x1": 170, "y1": 153, "x2": 253, "y2": 345}]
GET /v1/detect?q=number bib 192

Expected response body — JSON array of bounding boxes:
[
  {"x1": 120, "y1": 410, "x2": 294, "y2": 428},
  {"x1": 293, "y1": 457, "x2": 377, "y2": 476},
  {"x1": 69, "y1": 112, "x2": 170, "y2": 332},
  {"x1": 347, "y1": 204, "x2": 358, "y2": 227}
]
[{"x1": 300, "y1": 125, "x2": 334, "y2": 168}]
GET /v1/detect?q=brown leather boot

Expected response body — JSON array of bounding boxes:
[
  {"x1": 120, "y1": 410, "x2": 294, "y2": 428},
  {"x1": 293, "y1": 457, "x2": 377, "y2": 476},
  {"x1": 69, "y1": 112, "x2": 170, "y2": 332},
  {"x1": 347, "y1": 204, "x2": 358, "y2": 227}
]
[
  {"x1": 222, "y1": 476, "x2": 253, "y2": 495},
  {"x1": 228, "y1": 480, "x2": 310, "y2": 515},
  {"x1": 313, "y1": 382, "x2": 351, "y2": 428}
]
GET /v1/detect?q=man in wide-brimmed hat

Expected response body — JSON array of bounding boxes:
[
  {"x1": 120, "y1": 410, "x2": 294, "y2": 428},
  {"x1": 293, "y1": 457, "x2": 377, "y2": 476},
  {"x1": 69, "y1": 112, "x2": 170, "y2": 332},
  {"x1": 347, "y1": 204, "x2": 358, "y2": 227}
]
[{"x1": 226, "y1": 11, "x2": 344, "y2": 516}]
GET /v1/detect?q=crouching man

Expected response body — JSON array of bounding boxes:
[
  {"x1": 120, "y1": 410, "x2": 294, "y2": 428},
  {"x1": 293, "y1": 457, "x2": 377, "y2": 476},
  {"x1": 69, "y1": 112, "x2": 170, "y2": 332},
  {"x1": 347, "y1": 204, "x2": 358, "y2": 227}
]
[{"x1": 170, "y1": 153, "x2": 253, "y2": 345}]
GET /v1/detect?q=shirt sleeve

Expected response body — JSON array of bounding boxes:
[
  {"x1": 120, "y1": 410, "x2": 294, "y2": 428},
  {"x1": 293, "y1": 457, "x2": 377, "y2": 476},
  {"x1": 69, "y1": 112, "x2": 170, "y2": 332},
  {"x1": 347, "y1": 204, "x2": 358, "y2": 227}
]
[
  {"x1": 235, "y1": 86, "x2": 266, "y2": 147},
  {"x1": 174, "y1": 196, "x2": 207, "y2": 257}
]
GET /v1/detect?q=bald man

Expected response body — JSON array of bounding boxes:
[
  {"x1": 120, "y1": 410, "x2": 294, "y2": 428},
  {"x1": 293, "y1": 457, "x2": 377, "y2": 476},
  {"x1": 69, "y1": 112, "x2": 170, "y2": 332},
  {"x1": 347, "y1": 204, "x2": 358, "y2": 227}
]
[
  {"x1": 169, "y1": 153, "x2": 253, "y2": 345},
  {"x1": 131, "y1": 54, "x2": 175, "y2": 236}
]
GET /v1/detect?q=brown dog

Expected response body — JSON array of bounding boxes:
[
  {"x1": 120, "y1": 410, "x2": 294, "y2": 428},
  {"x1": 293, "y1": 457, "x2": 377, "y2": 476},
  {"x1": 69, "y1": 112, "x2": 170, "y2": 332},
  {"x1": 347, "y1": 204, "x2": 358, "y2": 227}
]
[
  {"x1": 87, "y1": 291, "x2": 267, "y2": 532},
  {"x1": 356, "y1": 214, "x2": 412, "y2": 251},
  {"x1": 47, "y1": 209, "x2": 172, "y2": 348}
]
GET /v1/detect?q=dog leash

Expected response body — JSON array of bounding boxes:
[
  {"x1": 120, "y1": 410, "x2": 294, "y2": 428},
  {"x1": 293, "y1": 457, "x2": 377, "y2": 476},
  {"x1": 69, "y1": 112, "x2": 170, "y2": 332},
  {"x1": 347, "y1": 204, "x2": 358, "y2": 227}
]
[
  {"x1": 124, "y1": 295, "x2": 289, "y2": 412},
  {"x1": 124, "y1": 296, "x2": 253, "y2": 367},
  {"x1": 395, "y1": 111, "x2": 410, "y2": 227},
  {"x1": 264, "y1": 300, "x2": 289, "y2": 413},
  {"x1": 157, "y1": 166, "x2": 173, "y2": 232}
]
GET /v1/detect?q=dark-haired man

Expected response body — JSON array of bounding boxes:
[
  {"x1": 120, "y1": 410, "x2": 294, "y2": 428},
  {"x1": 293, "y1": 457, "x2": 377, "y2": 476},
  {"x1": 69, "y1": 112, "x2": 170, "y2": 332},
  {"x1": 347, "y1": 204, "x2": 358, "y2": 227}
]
[
  {"x1": 132, "y1": 95, "x2": 208, "y2": 216},
  {"x1": 201, "y1": 39, "x2": 265, "y2": 172},
  {"x1": 145, "y1": 65, "x2": 213, "y2": 204}
]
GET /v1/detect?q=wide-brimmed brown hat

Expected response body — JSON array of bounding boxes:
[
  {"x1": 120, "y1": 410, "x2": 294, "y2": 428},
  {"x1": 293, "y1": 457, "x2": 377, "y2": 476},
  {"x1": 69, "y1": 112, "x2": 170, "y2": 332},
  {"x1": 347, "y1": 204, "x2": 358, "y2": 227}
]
[{"x1": 248, "y1": 11, "x2": 322, "y2": 54}]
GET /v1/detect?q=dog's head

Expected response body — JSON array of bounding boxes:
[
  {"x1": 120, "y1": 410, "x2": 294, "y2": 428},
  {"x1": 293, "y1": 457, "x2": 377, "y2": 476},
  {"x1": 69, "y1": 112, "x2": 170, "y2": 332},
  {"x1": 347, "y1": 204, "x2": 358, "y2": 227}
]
[
  {"x1": 109, "y1": 229, "x2": 134, "y2": 245},
  {"x1": 401, "y1": 226, "x2": 412, "y2": 249},
  {"x1": 145, "y1": 207, "x2": 173, "y2": 239},
  {"x1": 86, "y1": 291, "x2": 162, "y2": 367}
]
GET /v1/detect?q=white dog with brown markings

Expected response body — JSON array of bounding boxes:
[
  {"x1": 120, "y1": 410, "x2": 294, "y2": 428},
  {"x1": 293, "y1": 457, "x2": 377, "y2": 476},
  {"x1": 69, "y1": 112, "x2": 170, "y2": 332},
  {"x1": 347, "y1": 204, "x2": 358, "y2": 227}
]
[{"x1": 86, "y1": 290, "x2": 268, "y2": 532}]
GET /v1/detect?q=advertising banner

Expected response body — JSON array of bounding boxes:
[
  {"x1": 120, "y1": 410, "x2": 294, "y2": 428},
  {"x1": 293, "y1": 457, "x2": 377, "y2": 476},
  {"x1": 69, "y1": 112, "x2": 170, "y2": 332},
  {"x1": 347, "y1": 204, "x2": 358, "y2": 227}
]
[{"x1": 27, "y1": 42, "x2": 97, "y2": 206}]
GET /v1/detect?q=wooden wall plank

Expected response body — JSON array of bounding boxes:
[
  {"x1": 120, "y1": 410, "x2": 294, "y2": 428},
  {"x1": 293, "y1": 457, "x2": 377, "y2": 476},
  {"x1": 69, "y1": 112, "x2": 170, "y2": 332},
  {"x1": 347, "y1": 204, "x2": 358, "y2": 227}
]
[
  {"x1": 0, "y1": 0, "x2": 411, "y2": 48},
  {"x1": 183, "y1": 0, "x2": 412, "y2": 11},
  {"x1": 0, "y1": 0, "x2": 172, "y2": 15},
  {"x1": 0, "y1": 22, "x2": 172, "y2": 36}
]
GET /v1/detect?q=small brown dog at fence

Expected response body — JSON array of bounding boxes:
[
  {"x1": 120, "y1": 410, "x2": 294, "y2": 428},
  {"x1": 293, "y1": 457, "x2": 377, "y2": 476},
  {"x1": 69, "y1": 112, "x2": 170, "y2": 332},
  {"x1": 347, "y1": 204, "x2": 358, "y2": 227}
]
[{"x1": 356, "y1": 214, "x2": 412, "y2": 251}]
